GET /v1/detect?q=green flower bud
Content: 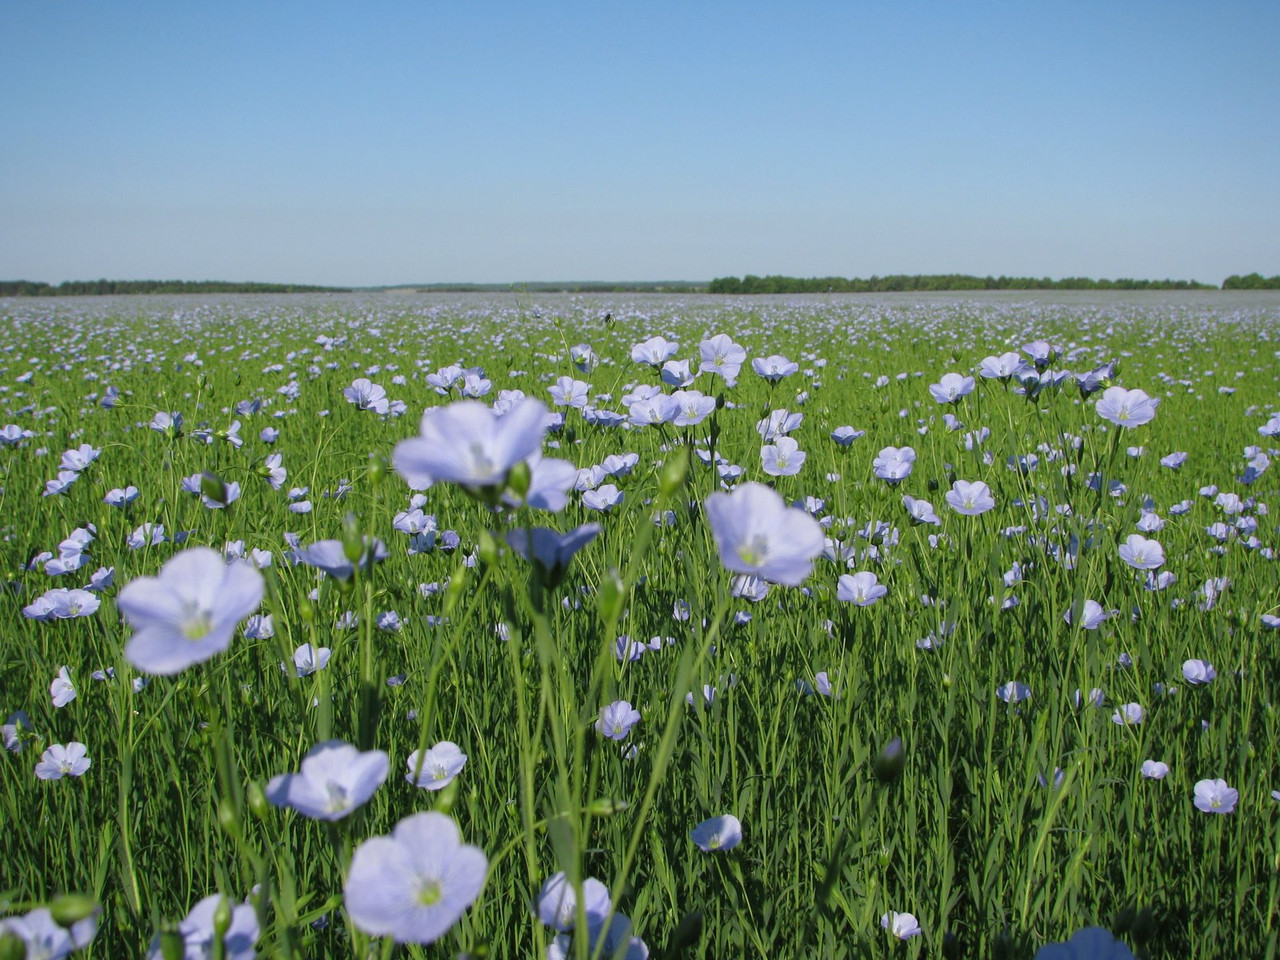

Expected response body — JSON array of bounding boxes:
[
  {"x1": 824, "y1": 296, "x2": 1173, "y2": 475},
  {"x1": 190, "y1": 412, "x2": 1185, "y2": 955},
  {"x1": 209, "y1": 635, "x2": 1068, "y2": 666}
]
[
  {"x1": 0, "y1": 931, "x2": 27, "y2": 960},
  {"x1": 217, "y1": 797, "x2": 239, "y2": 835},
  {"x1": 588, "y1": 797, "x2": 630, "y2": 815},
  {"x1": 199, "y1": 471, "x2": 228, "y2": 506},
  {"x1": 341, "y1": 513, "x2": 364, "y2": 564},
  {"x1": 49, "y1": 893, "x2": 98, "y2": 927},
  {"x1": 659, "y1": 447, "x2": 689, "y2": 497},
  {"x1": 597, "y1": 570, "x2": 626, "y2": 624},
  {"x1": 873, "y1": 737, "x2": 905, "y2": 784},
  {"x1": 506, "y1": 460, "x2": 532, "y2": 500},
  {"x1": 212, "y1": 895, "x2": 232, "y2": 941},
  {"x1": 246, "y1": 780, "x2": 270, "y2": 821},
  {"x1": 367, "y1": 452, "x2": 387, "y2": 487},
  {"x1": 478, "y1": 530, "x2": 499, "y2": 569},
  {"x1": 157, "y1": 930, "x2": 185, "y2": 960}
]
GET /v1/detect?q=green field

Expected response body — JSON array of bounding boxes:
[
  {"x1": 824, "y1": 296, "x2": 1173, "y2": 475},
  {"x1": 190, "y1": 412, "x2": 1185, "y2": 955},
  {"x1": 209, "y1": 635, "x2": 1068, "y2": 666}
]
[{"x1": 2, "y1": 290, "x2": 1278, "y2": 959}]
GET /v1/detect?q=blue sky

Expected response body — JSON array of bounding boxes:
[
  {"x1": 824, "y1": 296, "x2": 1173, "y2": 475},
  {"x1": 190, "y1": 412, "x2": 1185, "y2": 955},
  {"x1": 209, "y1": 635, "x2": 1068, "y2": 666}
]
[{"x1": 2, "y1": 1, "x2": 1277, "y2": 286}]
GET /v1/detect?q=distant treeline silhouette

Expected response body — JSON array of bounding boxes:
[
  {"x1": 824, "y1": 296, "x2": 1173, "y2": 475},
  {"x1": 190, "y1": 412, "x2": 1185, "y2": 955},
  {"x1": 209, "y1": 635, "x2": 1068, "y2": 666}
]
[
  {"x1": 708, "y1": 274, "x2": 1219, "y2": 294},
  {"x1": 0, "y1": 279, "x2": 352, "y2": 296},
  {"x1": 1221, "y1": 273, "x2": 1280, "y2": 290}
]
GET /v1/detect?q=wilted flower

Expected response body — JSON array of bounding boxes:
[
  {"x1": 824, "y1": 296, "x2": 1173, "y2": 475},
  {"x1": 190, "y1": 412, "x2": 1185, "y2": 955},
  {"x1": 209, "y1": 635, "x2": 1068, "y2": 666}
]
[{"x1": 344, "y1": 812, "x2": 487, "y2": 944}]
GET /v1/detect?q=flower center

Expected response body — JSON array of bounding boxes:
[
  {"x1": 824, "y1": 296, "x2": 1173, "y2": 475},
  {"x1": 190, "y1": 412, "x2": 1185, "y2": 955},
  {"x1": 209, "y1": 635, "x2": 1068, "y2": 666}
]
[
  {"x1": 417, "y1": 880, "x2": 442, "y2": 906},
  {"x1": 736, "y1": 535, "x2": 768, "y2": 567},
  {"x1": 183, "y1": 608, "x2": 213, "y2": 641},
  {"x1": 319, "y1": 781, "x2": 351, "y2": 812}
]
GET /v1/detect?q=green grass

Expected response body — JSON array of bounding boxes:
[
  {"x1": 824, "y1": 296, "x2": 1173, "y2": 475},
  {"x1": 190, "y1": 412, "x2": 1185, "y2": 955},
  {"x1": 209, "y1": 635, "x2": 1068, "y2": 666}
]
[{"x1": 1, "y1": 292, "x2": 1278, "y2": 958}]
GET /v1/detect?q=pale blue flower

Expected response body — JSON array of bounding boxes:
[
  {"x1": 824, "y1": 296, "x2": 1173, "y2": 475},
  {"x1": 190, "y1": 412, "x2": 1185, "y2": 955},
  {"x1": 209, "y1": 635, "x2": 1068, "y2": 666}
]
[
  {"x1": 266, "y1": 740, "x2": 389, "y2": 820},
  {"x1": 406, "y1": 742, "x2": 467, "y2": 790},
  {"x1": 35, "y1": 741, "x2": 91, "y2": 779},
  {"x1": 118, "y1": 548, "x2": 264, "y2": 675},
  {"x1": 597, "y1": 701, "x2": 641, "y2": 740},
  {"x1": 1194, "y1": 778, "x2": 1238, "y2": 814},
  {"x1": 690, "y1": 814, "x2": 742, "y2": 852},
  {"x1": 146, "y1": 894, "x2": 259, "y2": 960},
  {"x1": 344, "y1": 812, "x2": 487, "y2": 944},
  {"x1": 704, "y1": 482, "x2": 825, "y2": 586}
]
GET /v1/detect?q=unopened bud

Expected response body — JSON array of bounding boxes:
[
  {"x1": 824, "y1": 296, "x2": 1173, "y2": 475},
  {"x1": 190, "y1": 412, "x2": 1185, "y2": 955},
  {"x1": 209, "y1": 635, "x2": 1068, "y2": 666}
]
[
  {"x1": 49, "y1": 893, "x2": 98, "y2": 927},
  {"x1": 873, "y1": 737, "x2": 905, "y2": 784},
  {"x1": 0, "y1": 931, "x2": 26, "y2": 960},
  {"x1": 212, "y1": 895, "x2": 233, "y2": 941},
  {"x1": 367, "y1": 452, "x2": 387, "y2": 487},
  {"x1": 597, "y1": 570, "x2": 626, "y2": 624},
  {"x1": 443, "y1": 569, "x2": 466, "y2": 617},
  {"x1": 506, "y1": 460, "x2": 532, "y2": 500},
  {"x1": 659, "y1": 447, "x2": 689, "y2": 497},
  {"x1": 341, "y1": 513, "x2": 364, "y2": 564},
  {"x1": 200, "y1": 471, "x2": 228, "y2": 506},
  {"x1": 157, "y1": 931, "x2": 184, "y2": 960},
  {"x1": 217, "y1": 797, "x2": 239, "y2": 835},
  {"x1": 478, "y1": 530, "x2": 499, "y2": 568},
  {"x1": 589, "y1": 797, "x2": 630, "y2": 815},
  {"x1": 246, "y1": 780, "x2": 270, "y2": 821}
]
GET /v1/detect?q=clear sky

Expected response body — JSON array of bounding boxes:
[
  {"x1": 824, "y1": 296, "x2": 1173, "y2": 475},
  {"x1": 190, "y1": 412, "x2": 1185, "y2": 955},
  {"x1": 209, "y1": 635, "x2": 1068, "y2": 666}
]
[{"x1": 2, "y1": 1, "x2": 1277, "y2": 286}]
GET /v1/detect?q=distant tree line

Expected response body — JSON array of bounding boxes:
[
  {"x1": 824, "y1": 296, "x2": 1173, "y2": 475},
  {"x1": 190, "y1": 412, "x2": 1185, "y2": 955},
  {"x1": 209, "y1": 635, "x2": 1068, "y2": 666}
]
[
  {"x1": 412, "y1": 281, "x2": 708, "y2": 293},
  {"x1": 708, "y1": 274, "x2": 1218, "y2": 294},
  {"x1": 1221, "y1": 273, "x2": 1280, "y2": 290},
  {"x1": 0, "y1": 279, "x2": 352, "y2": 297}
]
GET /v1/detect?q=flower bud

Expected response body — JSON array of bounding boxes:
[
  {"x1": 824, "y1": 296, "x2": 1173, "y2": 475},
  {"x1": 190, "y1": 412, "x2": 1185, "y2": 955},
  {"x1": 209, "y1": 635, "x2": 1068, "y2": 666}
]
[
  {"x1": 212, "y1": 895, "x2": 233, "y2": 942},
  {"x1": 341, "y1": 513, "x2": 364, "y2": 564},
  {"x1": 659, "y1": 447, "x2": 689, "y2": 497},
  {"x1": 0, "y1": 931, "x2": 26, "y2": 960},
  {"x1": 478, "y1": 530, "x2": 499, "y2": 569},
  {"x1": 157, "y1": 931, "x2": 185, "y2": 960},
  {"x1": 49, "y1": 893, "x2": 99, "y2": 927},
  {"x1": 443, "y1": 569, "x2": 466, "y2": 617},
  {"x1": 873, "y1": 737, "x2": 905, "y2": 784},
  {"x1": 199, "y1": 471, "x2": 228, "y2": 506},
  {"x1": 589, "y1": 797, "x2": 630, "y2": 815},
  {"x1": 217, "y1": 797, "x2": 240, "y2": 835},
  {"x1": 506, "y1": 460, "x2": 532, "y2": 500},
  {"x1": 366, "y1": 452, "x2": 387, "y2": 488},
  {"x1": 246, "y1": 780, "x2": 270, "y2": 821},
  {"x1": 597, "y1": 569, "x2": 626, "y2": 624}
]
